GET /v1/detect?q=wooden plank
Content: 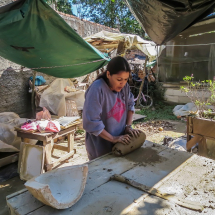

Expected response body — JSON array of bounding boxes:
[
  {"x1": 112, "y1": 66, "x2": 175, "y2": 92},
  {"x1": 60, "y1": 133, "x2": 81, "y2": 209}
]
[
  {"x1": 84, "y1": 141, "x2": 167, "y2": 193},
  {"x1": 44, "y1": 141, "x2": 54, "y2": 171},
  {"x1": 121, "y1": 146, "x2": 193, "y2": 188},
  {"x1": 7, "y1": 189, "x2": 44, "y2": 215},
  {"x1": 8, "y1": 141, "x2": 215, "y2": 215},
  {"x1": 193, "y1": 117, "x2": 215, "y2": 139},
  {"x1": 6, "y1": 188, "x2": 28, "y2": 200},
  {"x1": 28, "y1": 181, "x2": 144, "y2": 215},
  {"x1": 198, "y1": 137, "x2": 208, "y2": 157},
  {"x1": 6, "y1": 154, "x2": 137, "y2": 215},
  {"x1": 17, "y1": 131, "x2": 47, "y2": 142},
  {"x1": 52, "y1": 144, "x2": 68, "y2": 152},
  {"x1": 46, "y1": 127, "x2": 76, "y2": 142},
  {"x1": 67, "y1": 131, "x2": 74, "y2": 153},
  {"x1": 186, "y1": 134, "x2": 202, "y2": 151},
  {"x1": 47, "y1": 150, "x2": 75, "y2": 170},
  {"x1": 6, "y1": 141, "x2": 151, "y2": 215},
  {"x1": 187, "y1": 116, "x2": 192, "y2": 142},
  {"x1": 17, "y1": 125, "x2": 78, "y2": 143},
  {"x1": 0, "y1": 153, "x2": 18, "y2": 168},
  {"x1": 189, "y1": 132, "x2": 215, "y2": 141}
]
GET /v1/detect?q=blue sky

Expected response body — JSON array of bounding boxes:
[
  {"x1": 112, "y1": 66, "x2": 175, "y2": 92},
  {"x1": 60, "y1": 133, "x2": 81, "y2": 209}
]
[{"x1": 72, "y1": 4, "x2": 78, "y2": 16}]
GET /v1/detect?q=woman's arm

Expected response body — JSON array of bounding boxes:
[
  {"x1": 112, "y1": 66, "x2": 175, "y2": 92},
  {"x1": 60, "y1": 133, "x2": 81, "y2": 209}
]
[
  {"x1": 99, "y1": 129, "x2": 131, "y2": 145},
  {"x1": 125, "y1": 110, "x2": 143, "y2": 137},
  {"x1": 126, "y1": 110, "x2": 134, "y2": 126}
]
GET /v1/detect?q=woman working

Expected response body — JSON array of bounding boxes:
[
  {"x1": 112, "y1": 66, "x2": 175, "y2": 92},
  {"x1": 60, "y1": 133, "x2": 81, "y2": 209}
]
[{"x1": 83, "y1": 56, "x2": 142, "y2": 160}]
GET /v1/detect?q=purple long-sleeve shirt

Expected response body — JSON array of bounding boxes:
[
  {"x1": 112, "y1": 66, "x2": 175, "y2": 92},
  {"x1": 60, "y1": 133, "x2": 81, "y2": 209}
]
[{"x1": 83, "y1": 78, "x2": 135, "y2": 160}]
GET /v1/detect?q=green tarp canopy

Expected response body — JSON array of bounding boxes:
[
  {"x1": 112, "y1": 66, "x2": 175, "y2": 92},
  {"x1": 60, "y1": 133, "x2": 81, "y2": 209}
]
[{"x1": 0, "y1": 0, "x2": 109, "y2": 78}]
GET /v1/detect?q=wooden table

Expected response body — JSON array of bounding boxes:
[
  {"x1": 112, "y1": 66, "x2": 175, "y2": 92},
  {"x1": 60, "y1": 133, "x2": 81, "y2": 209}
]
[
  {"x1": 17, "y1": 124, "x2": 80, "y2": 172},
  {"x1": 7, "y1": 141, "x2": 215, "y2": 214}
]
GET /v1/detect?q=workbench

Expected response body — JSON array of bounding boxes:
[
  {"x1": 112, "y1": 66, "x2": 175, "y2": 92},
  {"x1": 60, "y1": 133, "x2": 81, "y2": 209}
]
[
  {"x1": 7, "y1": 141, "x2": 215, "y2": 214},
  {"x1": 17, "y1": 124, "x2": 79, "y2": 172}
]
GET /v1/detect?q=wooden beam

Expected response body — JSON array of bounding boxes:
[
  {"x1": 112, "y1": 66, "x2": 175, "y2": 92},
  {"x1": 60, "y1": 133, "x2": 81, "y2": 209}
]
[
  {"x1": 46, "y1": 150, "x2": 75, "y2": 170},
  {"x1": 186, "y1": 134, "x2": 202, "y2": 151},
  {"x1": 52, "y1": 144, "x2": 68, "y2": 152}
]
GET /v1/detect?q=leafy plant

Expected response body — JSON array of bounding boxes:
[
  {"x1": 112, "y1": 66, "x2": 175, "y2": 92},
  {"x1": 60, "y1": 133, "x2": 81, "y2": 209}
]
[
  {"x1": 45, "y1": 0, "x2": 73, "y2": 15},
  {"x1": 75, "y1": 129, "x2": 85, "y2": 135},
  {"x1": 147, "y1": 82, "x2": 166, "y2": 105},
  {"x1": 180, "y1": 75, "x2": 215, "y2": 118}
]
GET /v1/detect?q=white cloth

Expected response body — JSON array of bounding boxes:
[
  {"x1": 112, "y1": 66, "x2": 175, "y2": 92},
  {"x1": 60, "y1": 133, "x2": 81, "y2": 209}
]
[{"x1": 40, "y1": 78, "x2": 85, "y2": 117}]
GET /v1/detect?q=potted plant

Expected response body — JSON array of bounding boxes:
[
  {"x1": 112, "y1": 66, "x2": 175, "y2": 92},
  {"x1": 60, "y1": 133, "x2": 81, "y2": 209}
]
[{"x1": 180, "y1": 75, "x2": 215, "y2": 158}]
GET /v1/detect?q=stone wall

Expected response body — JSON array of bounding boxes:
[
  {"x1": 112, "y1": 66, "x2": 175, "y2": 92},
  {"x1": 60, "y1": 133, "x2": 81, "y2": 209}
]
[
  {"x1": 0, "y1": 0, "x2": 13, "y2": 6},
  {"x1": 58, "y1": 12, "x2": 119, "y2": 37},
  {"x1": 0, "y1": 69, "x2": 56, "y2": 117},
  {"x1": 0, "y1": 2, "x2": 118, "y2": 117}
]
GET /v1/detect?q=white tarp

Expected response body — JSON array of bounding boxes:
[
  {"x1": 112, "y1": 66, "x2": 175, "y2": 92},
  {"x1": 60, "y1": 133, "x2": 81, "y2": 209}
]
[
  {"x1": 84, "y1": 31, "x2": 165, "y2": 59},
  {"x1": 173, "y1": 103, "x2": 197, "y2": 117},
  {"x1": 0, "y1": 112, "x2": 27, "y2": 152},
  {"x1": 40, "y1": 79, "x2": 85, "y2": 117}
]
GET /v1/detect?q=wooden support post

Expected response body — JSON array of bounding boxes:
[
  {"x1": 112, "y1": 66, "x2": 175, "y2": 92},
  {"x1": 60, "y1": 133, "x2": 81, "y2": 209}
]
[
  {"x1": 136, "y1": 55, "x2": 148, "y2": 106},
  {"x1": 44, "y1": 140, "x2": 54, "y2": 171},
  {"x1": 31, "y1": 71, "x2": 36, "y2": 118},
  {"x1": 187, "y1": 116, "x2": 192, "y2": 142},
  {"x1": 198, "y1": 137, "x2": 208, "y2": 157},
  {"x1": 68, "y1": 131, "x2": 74, "y2": 153}
]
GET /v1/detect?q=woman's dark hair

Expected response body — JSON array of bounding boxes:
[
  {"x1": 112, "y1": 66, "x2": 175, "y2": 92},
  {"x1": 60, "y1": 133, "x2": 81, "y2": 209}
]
[{"x1": 96, "y1": 56, "x2": 131, "y2": 82}]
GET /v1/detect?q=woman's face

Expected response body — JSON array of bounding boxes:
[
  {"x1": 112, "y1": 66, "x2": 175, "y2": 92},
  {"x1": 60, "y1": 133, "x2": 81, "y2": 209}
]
[{"x1": 107, "y1": 71, "x2": 130, "y2": 92}]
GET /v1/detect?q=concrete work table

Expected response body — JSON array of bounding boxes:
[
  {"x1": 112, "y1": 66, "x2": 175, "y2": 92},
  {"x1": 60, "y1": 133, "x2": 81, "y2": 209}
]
[{"x1": 6, "y1": 141, "x2": 215, "y2": 215}]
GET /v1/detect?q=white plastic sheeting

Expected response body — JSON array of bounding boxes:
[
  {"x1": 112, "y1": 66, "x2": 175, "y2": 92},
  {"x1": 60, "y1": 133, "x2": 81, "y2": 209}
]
[
  {"x1": 40, "y1": 79, "x2": 85, "y2": 117},
  {"x1": 84, "y1": 31, "x2": 165, "y2": 59},
  {"x1": 173, "y1": 103, "x2": 197, "y2": 117},
  {"x1": 0, "y1": 112, "x2": 27, "y2": 152}
]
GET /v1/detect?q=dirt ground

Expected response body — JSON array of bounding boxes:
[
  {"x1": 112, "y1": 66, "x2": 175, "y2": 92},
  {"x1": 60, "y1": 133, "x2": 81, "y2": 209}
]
[{"x1": 0, "y1": 119, "x2": 186, "y2": 215}]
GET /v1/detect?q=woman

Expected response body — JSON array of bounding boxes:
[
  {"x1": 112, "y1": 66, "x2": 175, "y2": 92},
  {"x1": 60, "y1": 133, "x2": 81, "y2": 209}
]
[{"x1": 83, "y1": 56, "x2": 142, "y2": 160}]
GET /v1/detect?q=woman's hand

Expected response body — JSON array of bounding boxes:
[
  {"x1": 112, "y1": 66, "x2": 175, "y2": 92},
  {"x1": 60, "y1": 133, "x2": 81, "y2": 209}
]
[
  {"x1": 125, "y1": 125, "x2": 143, "y2": 138},
  {"x1": 112, "y1": 134, "x2": 131, "y2": 145}
]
